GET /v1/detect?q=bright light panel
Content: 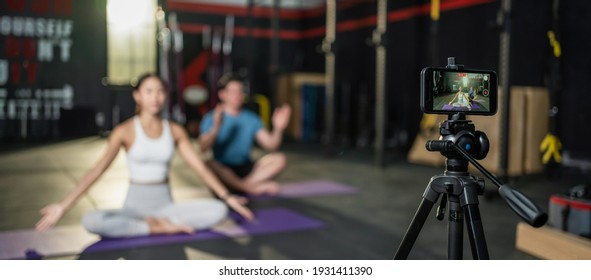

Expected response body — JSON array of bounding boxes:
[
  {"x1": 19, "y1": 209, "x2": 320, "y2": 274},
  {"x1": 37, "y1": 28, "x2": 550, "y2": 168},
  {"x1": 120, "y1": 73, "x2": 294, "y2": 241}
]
[{"x1": 107, "y1": 0, "x2": 154, "y2": 29}]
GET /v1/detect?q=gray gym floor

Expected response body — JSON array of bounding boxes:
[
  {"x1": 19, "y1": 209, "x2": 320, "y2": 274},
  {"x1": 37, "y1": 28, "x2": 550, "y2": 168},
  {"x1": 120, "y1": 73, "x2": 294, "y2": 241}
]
[{"x1": 0, "y1": 136, "x2": 580, "y2": 260}]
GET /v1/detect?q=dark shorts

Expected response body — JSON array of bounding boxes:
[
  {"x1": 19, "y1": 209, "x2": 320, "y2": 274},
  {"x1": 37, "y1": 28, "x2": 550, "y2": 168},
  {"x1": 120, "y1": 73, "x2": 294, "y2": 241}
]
[{"x1": 225, "y1": 160, "x2": 255, "y2": 178}]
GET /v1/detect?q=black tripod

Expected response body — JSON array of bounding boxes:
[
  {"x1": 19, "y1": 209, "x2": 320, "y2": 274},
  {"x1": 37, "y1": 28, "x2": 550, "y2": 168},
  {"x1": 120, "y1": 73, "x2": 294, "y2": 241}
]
[{"x1": 394, "y1": 113, "x2": 548, "y2": 259}]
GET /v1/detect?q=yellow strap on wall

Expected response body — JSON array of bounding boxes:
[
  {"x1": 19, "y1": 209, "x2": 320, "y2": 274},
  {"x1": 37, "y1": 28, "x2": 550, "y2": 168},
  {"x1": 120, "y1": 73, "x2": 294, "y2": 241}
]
[
  {"x1": 547, "y1": 30, "x2": 561, "y2": 58},
  {"x1": 431, "y1": 0, "x2": 440, "y2": 21},
  {"x1": 252, "y1": 94, "x2": 270, "y2": 129},
  {"x1": 540, "y1": 133, "x2": 562, "y2": 164}
]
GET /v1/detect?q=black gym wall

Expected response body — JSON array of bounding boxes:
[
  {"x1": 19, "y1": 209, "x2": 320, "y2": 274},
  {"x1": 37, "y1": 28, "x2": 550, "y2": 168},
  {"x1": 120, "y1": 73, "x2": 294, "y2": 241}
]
[
  {"x1": 557, "y1": 0, "x2": 591, "y2": 159},
  {"x1": 298, "y1": 0, "x2": 503, "y2": 151},
  {"x1": 1, "y1": 0, "x2": 590, "y2": 162},
  {"x1": 168, "y1": 0, "x2": 506, "y2": 153},
  {"x1": 298, "y1": 0, "x2": 591, "y2": 159},
  {"x1": 0, "y1": 0, "x2": 108, "y2": 141}
]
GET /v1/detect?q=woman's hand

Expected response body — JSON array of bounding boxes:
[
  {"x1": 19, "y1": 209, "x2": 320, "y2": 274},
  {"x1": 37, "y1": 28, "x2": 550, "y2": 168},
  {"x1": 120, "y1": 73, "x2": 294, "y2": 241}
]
[
  {"x1": 224, "y1": 195, "x2": 255, "y2": 221},
  {"x1": 35, "y1": 203, "x2": 66, "y2": 231}
]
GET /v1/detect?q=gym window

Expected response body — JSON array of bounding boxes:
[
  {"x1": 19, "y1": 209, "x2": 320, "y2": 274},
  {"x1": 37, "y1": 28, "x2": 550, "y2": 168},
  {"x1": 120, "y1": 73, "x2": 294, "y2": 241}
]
[{"x1": 106, "y1": 0, "x2": 157, "y2": 85}]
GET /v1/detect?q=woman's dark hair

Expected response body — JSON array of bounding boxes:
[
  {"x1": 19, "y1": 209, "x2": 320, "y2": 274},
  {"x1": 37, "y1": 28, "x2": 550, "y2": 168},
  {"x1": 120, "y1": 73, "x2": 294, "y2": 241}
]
[
  {"x1": 133, "y1": 73, "x2": 167, "y2": 91},
  {"x1": 132, "y1": 73, "x2": 167, "y2": 114},
  {"x1": 217, "y1": 72, "x2": 245, "y2": 90}
]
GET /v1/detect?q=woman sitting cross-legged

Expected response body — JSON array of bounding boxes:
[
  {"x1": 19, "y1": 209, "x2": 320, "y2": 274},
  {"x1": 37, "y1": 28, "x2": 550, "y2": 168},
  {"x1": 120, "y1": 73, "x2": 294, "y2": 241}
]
[{"x1": 35, "y1": 73, "x2": 253, "y2": 238}]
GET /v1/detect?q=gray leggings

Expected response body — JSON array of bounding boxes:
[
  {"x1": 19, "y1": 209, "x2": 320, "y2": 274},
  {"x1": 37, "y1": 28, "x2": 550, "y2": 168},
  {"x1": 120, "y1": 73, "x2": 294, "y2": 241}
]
[{"x1": 82, "y1": 183, "x2": 228, "y2": 238}]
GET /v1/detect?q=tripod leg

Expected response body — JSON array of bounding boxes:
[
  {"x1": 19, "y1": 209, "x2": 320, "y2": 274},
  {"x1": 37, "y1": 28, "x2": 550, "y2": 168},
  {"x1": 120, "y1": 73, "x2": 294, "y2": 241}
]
[
  {"x1": 394, "y1": 189, "x2": 439, "y2": 260},
  {"x1": 448, "y1": 201, "x2": 463, "y2": 259},
  {"x1": 464, "y1": 204, "x2": 490, "y2": 259}
]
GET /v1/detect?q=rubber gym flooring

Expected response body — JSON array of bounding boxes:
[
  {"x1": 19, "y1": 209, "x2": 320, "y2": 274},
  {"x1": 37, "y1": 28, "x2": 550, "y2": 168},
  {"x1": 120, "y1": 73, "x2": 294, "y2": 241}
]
[{"x1": 0, "y1": 136, "x2": 581, "y2": 260}]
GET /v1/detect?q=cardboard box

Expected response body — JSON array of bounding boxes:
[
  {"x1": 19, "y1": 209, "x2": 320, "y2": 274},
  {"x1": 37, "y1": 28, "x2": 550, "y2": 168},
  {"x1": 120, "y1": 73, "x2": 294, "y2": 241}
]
[
  {"x1": 468, "y1": 86, "x2": 526, "y2": 177},
  {"x1": 523, "y1": 87, "x2": 550, "y2": 174},
  {"x1": 277, "y1": 73, "x2": 325, "y2": 139}
]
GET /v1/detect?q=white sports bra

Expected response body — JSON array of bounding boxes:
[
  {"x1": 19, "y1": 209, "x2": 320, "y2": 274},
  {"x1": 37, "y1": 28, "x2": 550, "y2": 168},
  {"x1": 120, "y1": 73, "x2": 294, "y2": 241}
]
[
  {"x1": 458, "y1": 92, "x2": 468, "y2": 105},
  {"x1": 127, "y1": 117, "x2": 175, "y2": 183}
]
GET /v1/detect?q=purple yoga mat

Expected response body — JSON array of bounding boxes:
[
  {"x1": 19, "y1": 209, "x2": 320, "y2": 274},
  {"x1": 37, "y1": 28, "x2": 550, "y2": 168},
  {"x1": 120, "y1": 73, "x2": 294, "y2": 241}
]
[
  {"x1": 441, "y1": 101, "x2": 483, "y2": 111},
  {"x1": 82, "y1": 207, "x2": 324, "y2": 254},
  {"x1": 250, "y1": 180, "x2": 359, "y2": 199}
]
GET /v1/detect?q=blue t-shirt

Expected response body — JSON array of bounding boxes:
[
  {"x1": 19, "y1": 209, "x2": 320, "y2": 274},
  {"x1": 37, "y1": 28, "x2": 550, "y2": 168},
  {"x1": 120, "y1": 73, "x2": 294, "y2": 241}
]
[{"x1": 200, "y1": 110, "x2": 263, "y2": 165}]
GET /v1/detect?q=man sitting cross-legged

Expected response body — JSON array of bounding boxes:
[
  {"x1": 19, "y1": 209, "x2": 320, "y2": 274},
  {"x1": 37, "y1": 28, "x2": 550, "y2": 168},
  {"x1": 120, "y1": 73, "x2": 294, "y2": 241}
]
[{"x1": 199, "y1": 73, "x2": 291, "y2": 196}]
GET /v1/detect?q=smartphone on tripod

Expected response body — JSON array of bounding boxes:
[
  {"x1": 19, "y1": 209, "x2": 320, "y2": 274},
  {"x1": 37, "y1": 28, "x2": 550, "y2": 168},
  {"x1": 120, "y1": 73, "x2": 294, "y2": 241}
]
[
  {"x1": 395, "y1": 60, "x2": 546, "y2": 260},
  {"x1": 421, "y1": 67, "x2": 498, "y2": 116}
]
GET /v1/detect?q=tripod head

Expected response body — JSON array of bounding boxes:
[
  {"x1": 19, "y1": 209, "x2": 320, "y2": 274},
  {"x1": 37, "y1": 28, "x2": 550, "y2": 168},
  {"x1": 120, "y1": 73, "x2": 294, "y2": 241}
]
[
  {"x1": 426, "y1": 113, "x2": 548, "y2": 228},
  {"x1": 427, "y1": 113, "x2": 490, "y2": 172}
]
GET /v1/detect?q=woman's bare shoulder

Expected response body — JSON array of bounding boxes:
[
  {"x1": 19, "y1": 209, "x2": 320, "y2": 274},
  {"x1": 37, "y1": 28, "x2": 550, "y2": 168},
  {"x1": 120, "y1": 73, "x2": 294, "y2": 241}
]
[
  {"x1": 110, "y1": 118, "x2": 135, "y2": 142},
  {"x1": 115, "y1": 118, "x2": 135, "y2": 132},
  {"x1": 168, "y1": 121, "x2": 188, "y2": 138}
]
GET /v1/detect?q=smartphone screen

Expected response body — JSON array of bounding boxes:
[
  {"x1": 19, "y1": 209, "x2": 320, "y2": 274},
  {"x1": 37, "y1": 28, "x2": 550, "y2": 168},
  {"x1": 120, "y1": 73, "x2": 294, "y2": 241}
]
[{"x1": 421, "y1": 67, "x2": 498, "y2": 115}]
